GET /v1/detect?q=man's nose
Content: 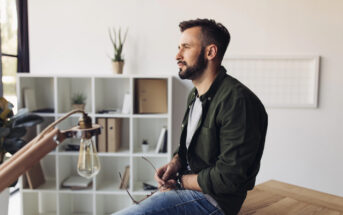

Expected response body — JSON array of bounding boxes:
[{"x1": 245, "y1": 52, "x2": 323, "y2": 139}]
[{"x1": 175, "y1": 50, "x2": 182, "y2": 61}]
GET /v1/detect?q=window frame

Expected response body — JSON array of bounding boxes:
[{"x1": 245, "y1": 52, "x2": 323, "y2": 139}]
[{"x1": 0, "y1": 0, "x2": 29, "y2": 97}]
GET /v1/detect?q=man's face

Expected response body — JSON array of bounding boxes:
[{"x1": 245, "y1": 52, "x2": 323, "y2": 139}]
[{"x1": 176, "y1": 27, "x2": 208, "y2": 80}]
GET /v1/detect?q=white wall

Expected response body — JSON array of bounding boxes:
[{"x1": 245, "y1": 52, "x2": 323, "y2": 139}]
[{"x1": 29, "y1": 0, "x2": 343, "y2": 196}]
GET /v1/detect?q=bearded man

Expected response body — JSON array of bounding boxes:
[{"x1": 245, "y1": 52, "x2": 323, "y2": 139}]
[{"x1": 114, "y1": 18, "x2": 268, "y2": 215}]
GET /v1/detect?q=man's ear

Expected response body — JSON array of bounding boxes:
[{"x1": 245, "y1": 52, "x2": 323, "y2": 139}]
[{"x1": 206, "y1": 44, "x2": 218, "y2": 60}]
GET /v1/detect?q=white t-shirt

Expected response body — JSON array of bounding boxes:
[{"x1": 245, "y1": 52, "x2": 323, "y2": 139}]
[{"x1": 185, "y1": 96, "x2": 220, "y2": 209}]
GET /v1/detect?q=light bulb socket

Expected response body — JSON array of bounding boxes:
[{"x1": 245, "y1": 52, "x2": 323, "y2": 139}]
[{"x1": 78, "y1": 113, "x2": 92, "y2": 129}]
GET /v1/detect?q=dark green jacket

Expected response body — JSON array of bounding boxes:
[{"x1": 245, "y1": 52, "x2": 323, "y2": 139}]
[{"x1": 177, "y1": 66, "x2": 268, "y2": 215}]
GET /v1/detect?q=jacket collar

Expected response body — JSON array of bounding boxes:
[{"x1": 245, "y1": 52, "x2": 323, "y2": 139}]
[{"x1": 188, "y1": 66, "x2": 227, "y2": 105}]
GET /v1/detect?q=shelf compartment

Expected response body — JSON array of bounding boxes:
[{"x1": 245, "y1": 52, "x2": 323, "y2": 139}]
[
  {"x1": 94, "y1": 78, "x2": 131, "y2": 114},
  {"x1": 56, "y1": 116, "x2": 81, "y2": 152},
  {"x1": 23, "y1": 116, "x2": 56, "y2": 152},
  {"x1": 95, "y1": 157, "x2": 130, "y2": 192},
  {"x1": 22, "y1": 154, "x2": 56, "y2": 191},
  {"x1": 132, "y1": 118, "x2": 168, "y2": 154},
  {"x1": 59, "y1": 193, "x2": 93, "y2": 215},
  {"x1": 57, "y1": 155, "x2": 93, "y2": 191},
  {"x1": 57, "y1": 77, "x2": 92, "y2": 114},
  {"x1": 96, "y1": 117, "x2": 130, "y2": 153},
  {"x1": 133, "y1": 78, "x2": 168, "y2": 114},
  {"x1": 132, "y1": 157, "x2": 168, "y2": 192},
  {"x1": 22, "y1": 192, "x2": 57, "y2": 215},
  {"x1": 95, "y1": 194, "x2": 132, "y2": 215},
  {"x1": 18, "y1": 77, "x2": 55, "y2": 112}
]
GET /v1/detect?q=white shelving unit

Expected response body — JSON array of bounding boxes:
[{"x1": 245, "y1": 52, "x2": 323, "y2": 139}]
[{"x1": 17, "y1": 74, "x2": 173, "y2": 215}]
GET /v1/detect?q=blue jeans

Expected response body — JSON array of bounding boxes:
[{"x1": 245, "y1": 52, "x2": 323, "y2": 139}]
[{"x1": 112, "y1": 190, "x2": 224, "y2": 215}]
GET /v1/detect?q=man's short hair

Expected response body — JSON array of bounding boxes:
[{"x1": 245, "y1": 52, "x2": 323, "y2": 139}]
[{"x1": 179, "y1": 18, "x2": 230, "y2": 61}]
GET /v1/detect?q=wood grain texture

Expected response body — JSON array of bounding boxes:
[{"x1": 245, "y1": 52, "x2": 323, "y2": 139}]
[{"x1": 239, "y1": 180, "x2": 343, "y2": 215}]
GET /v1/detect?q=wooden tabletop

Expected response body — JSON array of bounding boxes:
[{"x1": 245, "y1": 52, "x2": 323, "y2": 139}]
[{"x1": 239, "y1": 180, "x2": 343, "y2": 215}]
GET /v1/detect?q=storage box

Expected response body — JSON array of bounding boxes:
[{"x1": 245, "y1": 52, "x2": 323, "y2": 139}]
[
  {"x1": 107, "y1": 118, "x2": 122, "y2": 152},
  {"x1": 135, "y1": 79, "x2": 167, "y2": 114}
]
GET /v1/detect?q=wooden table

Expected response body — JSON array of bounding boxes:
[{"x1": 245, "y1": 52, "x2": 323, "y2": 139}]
[{"x1": 239, "y1": 180, "x2": 343, "y2": 215}]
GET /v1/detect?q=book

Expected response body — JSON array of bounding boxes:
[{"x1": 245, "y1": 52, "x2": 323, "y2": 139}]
[
  {"x1": 107, "y1": 118, "x2": 122, "y2": 152},
  {"x1": 122, "y1": 93, "x2": 131, "y2": 114},
  {"x1": 160, "y1": 130, "x2": 168, "y2": 153},
  {"x1": 155, "y1": 127, "x2": 167, "y2": 153},
  {"x1": 62, "y1": 175, "x2": 92, "y2": 190},
  {"x1": 25, "y1": 162, "x2": 45, "y2": 189},
  {"x1": 119, "y1": 165, "x2": 130, "y2": 189},
  {"x1": 97, "y1": 118, "x2": 107, "y2": 152}
]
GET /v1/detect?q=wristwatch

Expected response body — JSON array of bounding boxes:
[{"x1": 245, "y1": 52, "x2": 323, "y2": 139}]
[{"x1": 176, "y1": 173, "x2": 184, "y2": 190}]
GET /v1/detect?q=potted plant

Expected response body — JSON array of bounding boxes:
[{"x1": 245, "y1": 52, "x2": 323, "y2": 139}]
[
  {"x1": 109, "y1": 27, "x2": 128, "y2": 74},
  {"x1": 0, "y1": 97, "x2": 43, "y2": 214},
  {"x1": 71, "y1": 92, "x2": 87, "y2": 111}
]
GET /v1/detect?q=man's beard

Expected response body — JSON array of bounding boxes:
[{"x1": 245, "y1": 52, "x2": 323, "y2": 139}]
[{"x1": 178, "y1": 48, "x2": 207, "y2": 80}]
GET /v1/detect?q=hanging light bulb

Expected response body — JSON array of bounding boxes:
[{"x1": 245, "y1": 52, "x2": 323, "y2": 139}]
[
  {"x1": 76, "y1": 113, "x2": 101, "y2": 178},
  {"x1": 77, "y1": 137, "x2": 100, "y2": 178}
]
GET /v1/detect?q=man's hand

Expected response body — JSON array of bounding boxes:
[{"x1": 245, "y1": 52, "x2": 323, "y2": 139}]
[{"x1": 154, "y1": 155, "x2": 181, "y2": 191}]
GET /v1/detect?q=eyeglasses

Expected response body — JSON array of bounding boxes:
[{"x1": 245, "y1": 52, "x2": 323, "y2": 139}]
[{"x1": 118, "y1": 156, "x2": 177, "y2": 204}]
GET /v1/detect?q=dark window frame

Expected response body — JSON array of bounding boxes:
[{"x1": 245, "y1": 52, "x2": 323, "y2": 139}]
[{"x1": 16, "y1": 0, "x2": 30, "y2": 73}]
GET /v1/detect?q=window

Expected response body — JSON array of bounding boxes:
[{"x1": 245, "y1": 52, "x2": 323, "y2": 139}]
[{"x1": 0, "y1": 0, "x2": 29, "y2": 110}]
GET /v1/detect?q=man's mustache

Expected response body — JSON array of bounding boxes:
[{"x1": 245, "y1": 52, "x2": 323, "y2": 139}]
[{"x1": 178, "y1": 61, "x2": 187, "y2": 65}]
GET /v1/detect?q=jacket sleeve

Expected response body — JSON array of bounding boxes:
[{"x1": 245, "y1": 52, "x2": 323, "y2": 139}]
[{"x1": 197, "y1": 96, "x2": 265, "y2": 195}]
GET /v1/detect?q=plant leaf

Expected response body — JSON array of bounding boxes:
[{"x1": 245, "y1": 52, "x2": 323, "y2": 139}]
[
  {"x1": 3, "y1": 138, "x2": 26, "y2": 154},
  {"x1": 7, "y1": 127, "x2": 27, "y2": 138},
  {"x1": 122, "y1": 28, "x2": 128, "y2": 46},
  {"x1": 12, "y1": 114, "x2": 43, "y2": 128},
  {"x1": 119, "y1": 27, "x2": 122, "y2": 45},
  {"x1": 0, "y1": 127, "x2": 10, "y2": 137},
  {"x1": 113, "y1": 28, "x2": 118, "y2": 51},
  {"x1": 108, "y1": 28, "x2": 115, "y2": 47},
  {"x1": 10, "y1": 108, "x2": 29, "y2": 120}
]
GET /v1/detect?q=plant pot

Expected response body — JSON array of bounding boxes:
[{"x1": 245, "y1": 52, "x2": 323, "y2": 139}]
[
  {"x1": 72, "y1": 104, "x2": 85, "y2": 111},
  {"x1": 141, "y1": 144, "x2": 149, "y2": 153},
  {"x1": 0, "y1": 188, "x2": 9, "y2": 215},
  {"x1": 112, "y1": 61, "x2": 124, "y2": 74}
]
